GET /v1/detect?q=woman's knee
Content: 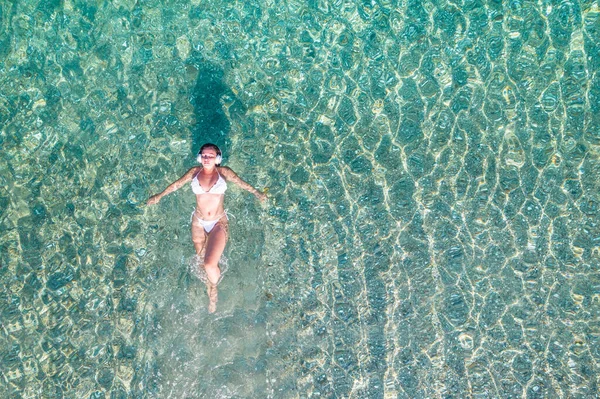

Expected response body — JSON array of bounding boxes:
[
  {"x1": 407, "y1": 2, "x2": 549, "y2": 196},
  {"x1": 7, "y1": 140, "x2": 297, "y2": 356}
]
[{"x1": 204, "y1": 262, "x2": 220, "y2": 273}]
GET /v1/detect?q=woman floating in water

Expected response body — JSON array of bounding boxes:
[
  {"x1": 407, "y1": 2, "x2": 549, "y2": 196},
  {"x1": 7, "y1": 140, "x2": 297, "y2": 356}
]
[{"x1": 147, "y1": 143, "x2": 266, "y2": 312}]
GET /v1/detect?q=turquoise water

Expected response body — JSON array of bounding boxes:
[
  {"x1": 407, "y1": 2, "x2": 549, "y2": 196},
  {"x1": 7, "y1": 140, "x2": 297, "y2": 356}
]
[{"x1": 1, "y1": 0, "x2": 600, "y2": 397}]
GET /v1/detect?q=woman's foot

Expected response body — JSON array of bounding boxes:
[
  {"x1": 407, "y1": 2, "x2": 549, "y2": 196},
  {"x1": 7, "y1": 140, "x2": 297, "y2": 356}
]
[{"x1": 207, "y1": 283, "x2": 218, "y2": 313}]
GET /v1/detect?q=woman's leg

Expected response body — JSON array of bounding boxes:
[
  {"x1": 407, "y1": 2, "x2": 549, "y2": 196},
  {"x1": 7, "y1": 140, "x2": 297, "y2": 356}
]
[
  {"x1": 204, "y1": 218, "x2": 228, "y2": 313},
  {"x1": 191, "y1": 218, "x2": 208, "y2": 257},
  {"x1": 203, "y1": 217, "x2": 229, "y2": 285}
]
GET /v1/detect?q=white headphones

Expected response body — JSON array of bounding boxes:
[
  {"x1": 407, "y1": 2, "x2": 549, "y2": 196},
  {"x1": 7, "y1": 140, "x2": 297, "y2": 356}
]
[{"x1": 197, "y1": 148, "x2": 222, "y2": 165}]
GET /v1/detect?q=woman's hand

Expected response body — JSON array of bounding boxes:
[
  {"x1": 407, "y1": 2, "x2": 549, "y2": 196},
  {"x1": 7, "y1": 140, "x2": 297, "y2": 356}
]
[{"x1": 147, "y1": 195, "x2": 161, "y2": 206}]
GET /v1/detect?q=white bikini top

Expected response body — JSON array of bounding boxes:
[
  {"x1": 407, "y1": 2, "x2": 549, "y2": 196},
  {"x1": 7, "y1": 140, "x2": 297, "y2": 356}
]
[{"x1": 191, "y1": 170, "x2": 227, "y2": 195}]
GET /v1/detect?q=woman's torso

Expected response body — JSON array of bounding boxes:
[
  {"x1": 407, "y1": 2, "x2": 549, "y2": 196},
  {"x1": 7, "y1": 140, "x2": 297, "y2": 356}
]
[{"x1": 191, "y1": 167, "x2": 227, "y2": 220}]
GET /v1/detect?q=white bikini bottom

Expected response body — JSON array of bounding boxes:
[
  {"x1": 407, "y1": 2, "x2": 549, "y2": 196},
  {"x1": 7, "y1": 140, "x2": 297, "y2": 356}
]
[{"x1": 190, "y1": 210, "x2": 228, "y2": 233}]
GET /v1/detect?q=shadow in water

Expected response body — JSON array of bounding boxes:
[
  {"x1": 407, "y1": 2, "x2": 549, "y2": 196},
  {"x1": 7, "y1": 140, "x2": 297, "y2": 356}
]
[{"x1": 189, "y1": 61, "x2": 232, "y2": 155}]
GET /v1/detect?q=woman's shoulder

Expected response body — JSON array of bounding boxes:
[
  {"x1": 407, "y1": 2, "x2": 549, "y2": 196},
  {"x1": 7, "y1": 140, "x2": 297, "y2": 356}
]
[{"x1": 218, "y1": 166, "x2": 237, "y2": 181}]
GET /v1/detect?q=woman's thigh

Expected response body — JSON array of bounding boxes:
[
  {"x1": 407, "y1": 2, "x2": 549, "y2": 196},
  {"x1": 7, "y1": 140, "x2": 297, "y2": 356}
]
[
  {"x1": 204, "y1": 218, "x2": 228, "y2": 266},
  {"x1": 191, "y1": 219, "x2": 207, "y2": 254}
]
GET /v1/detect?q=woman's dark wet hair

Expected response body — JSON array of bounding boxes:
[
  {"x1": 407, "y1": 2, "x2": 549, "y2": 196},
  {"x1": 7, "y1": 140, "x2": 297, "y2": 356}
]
[{"x1": 198, "y1": 143, "x2": 222, "y2": 165}]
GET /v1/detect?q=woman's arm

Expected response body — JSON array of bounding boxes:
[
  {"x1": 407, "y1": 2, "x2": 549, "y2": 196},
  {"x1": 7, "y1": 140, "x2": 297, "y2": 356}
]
[
  {"x1": 219, "y1": 167, "x2": 267, "y2": 201},
  {"x1": 147, "y1": 167, "x2": 198, "y2": 205}
]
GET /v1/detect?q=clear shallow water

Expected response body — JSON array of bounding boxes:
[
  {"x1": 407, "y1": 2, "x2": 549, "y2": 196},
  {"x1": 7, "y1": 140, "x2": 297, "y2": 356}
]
[{"x1": 1, "y1": 0, "x2": 600, "y2": 398}]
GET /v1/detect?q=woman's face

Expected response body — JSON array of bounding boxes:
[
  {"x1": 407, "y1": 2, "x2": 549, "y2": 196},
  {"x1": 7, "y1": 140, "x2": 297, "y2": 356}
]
[{"x1": 199, "y1": 148, "x2": 218, "y2": 167}]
